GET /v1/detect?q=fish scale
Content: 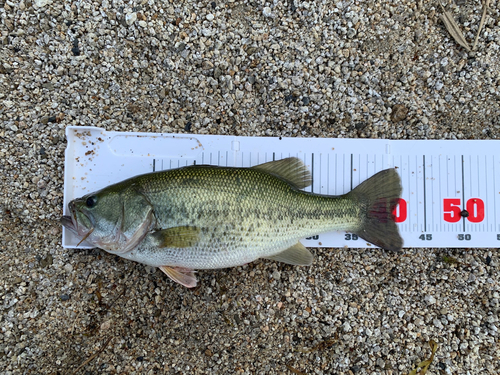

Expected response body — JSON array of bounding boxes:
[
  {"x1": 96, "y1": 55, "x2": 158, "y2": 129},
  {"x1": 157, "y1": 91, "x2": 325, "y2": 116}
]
[{"x1": 123, "y1": 166, "x2": 361, "y2": 269}]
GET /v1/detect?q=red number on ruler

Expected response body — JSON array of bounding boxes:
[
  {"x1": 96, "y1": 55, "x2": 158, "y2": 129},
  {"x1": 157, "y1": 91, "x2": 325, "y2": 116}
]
[
  {"x1": 443, "y1": 198, "x2": 461, "y2": 223},
  {"x1": 443, "y1": 198, "x2": 485, "y2": 223},
  {"x1": 466, "y1": 198, "x2": 484, "y2": 223},
  {"x1": 392, "y1": 198, "x2": 407, "y2": 223}
]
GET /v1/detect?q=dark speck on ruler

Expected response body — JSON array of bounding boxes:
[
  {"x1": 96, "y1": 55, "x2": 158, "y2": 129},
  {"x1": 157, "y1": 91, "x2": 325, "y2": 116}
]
[{"x1": 460, "y1": 210, "x2": 469, "y2": 217}]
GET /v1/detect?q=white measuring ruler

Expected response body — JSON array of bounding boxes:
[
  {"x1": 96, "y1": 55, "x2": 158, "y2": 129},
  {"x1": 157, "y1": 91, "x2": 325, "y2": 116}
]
[{"x1": 63, "y1": 126, "x2": 499, "y2": 249}]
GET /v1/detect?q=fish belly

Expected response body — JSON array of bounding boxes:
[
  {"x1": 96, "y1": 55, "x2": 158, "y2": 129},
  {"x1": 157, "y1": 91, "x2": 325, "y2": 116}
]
[{"x1": 123, "y1": 235, "x2": 299, "y2": 269}]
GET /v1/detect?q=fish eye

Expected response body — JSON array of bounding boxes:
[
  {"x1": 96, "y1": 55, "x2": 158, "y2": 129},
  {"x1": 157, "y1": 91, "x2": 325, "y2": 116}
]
[{"x1": 86, "y1": 196, "x2": 97, "y2": 208}]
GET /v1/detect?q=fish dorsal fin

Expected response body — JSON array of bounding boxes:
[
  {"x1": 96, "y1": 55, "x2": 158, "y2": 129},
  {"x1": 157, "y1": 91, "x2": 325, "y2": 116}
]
[
  {"x1": 252, "y1": 157, "x2": 312, "y2": 189},
  {"x1": 152, "y1": 226, "x2": 200, "y2": 248},
  {"x1": 159, "y1": 266, "x2": 197, "y2": 288},
  {"x1": 264, "y1": 242, "x2": 313, "y2": 266}
]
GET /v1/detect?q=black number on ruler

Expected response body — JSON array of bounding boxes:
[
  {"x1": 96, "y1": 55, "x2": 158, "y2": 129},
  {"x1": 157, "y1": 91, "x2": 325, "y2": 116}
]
[
  {"x1": 345, "y1": 234, "x2": 358, "y2": 240},
  {"x1": 458, "y1": 234, "x2": 471, "y2": 241},
  {"x1": 305, "y1": 235, "x2": 319, "y2": 240},
  {"x1": 419, "y1": 234, "x2": 432, "y2": 241}
]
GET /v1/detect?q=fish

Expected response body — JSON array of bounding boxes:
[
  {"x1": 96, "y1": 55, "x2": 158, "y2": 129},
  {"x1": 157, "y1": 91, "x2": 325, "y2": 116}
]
[{"x1": 61, "y1": 157, "x2": 402, "y2": 288}]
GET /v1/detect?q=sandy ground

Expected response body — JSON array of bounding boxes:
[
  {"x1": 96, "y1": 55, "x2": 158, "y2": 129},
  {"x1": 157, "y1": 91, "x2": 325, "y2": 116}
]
[{"x1": 1, "y1": 0, "x2": 499, "y2": 374}]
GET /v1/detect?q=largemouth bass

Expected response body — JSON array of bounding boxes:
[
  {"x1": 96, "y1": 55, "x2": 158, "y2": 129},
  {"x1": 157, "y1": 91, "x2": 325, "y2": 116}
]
[{"x1": 62, "y1": 157, "x2": 402, "y2": 287}]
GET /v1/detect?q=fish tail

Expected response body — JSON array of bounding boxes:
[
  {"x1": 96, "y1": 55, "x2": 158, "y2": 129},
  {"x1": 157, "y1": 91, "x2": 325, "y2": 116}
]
[{"x1": 347, "y1": 169, "x2": 403, "y2": 252}]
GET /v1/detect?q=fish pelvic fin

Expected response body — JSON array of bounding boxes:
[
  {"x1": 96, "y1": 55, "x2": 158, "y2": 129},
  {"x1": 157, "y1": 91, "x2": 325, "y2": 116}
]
[
  {"x1": 264, "y1": 242, "x2": 313, "y2": 266},
  {"x1": 159, "y1": 266, "x2": 197, "y2": 288},
  {"x1": 252, "y1": 157, "x2": 312, "y2": 189},
  {"x1": 152, "y1": 226, "x2": 200, "y2": 248},
  {"x1": 347, "y1": 168, "x2": 403, "y2": 252}
]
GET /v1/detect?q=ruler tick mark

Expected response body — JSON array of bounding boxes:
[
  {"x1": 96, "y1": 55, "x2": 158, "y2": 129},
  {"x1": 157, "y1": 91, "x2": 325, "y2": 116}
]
[
  {"x1": 350, "y1": 154, "x2": 353, "y2": 191},
  {"x1": 423, "y1": 155, "x2": 427, "y2": 232},
  {"x1": 312, "y1": 153, "x2": 315, "y2": 193},
  {"x1": 461, "y1": 155, "x2": 466, "y2": 232}
]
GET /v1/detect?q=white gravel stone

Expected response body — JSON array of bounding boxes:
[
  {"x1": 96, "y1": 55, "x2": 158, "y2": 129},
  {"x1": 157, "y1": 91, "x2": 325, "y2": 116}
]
[
  {"x1": 425, "y1": 295, "x2": 436, "y2": 304},
  {"x1": 292, "y1": 76, "x2": 303, "y2": 86},
  {"x1": 343, "y1": 322, "x2": 352, "y2": 332},
  {"x1": 125, "y1": 12, "x2": 137, "y2": 26},
  {"x1": 34, "y1": 0, "x2": 51, "y2": 7},
  {"x1": 263, "y1": 7, "x2": 272, "y2": 17},
  {"x1": 201, "y1": 28, "x2": 212, "y2": 37},
  {"x1": 64, "y1": 264, "x2": 73, "y2": 273}
]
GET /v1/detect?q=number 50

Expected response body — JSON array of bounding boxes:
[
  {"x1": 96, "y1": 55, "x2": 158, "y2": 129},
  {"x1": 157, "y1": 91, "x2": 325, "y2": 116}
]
[{"x1": 443, "y1": 198, "x2": 484, "y2": 223}]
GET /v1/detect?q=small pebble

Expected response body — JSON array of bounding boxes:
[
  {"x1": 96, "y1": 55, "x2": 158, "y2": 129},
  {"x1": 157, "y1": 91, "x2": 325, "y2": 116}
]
[
  {"x1": 391, "y1": 104, "x2": 408, "y2": 122},
  {"x1": 292, "y1": 76, "x2": 303, "y2": 86},
  {"x1": 34, "y1": 0, "x2": 50, "y2": 7},
  {"x1": 425, "y1": 295, "x2": 436, "y2": 304},
  {"x1": 64, "y1": 264, "x2": 73, "y2": 273},
  {"x1": 125, "y1": 13, "x2": 137, "y2": 26}
]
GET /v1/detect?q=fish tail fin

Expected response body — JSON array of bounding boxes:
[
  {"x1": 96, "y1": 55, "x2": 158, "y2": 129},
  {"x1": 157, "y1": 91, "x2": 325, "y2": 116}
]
[{"x1": 347, "y1": 168, "x2": 403, "y2": 252}]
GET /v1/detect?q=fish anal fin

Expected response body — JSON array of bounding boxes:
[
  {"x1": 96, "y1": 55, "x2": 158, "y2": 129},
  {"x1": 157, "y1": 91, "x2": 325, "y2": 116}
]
[
  {"x1": 159, "y1": 266, "x2": 197, "y2": 288},
  {"x1": 252, "y1": 157, "x2": 312, "y2": 189},
  {"x1": 265, "y1": 242, "x2": 313, "y2": 266},
  {"x1": 152, "y1": 226, "x2": 200, "y2": 248}
]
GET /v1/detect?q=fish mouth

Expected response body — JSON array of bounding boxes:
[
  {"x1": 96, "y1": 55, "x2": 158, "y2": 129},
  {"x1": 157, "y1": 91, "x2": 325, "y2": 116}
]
[
  {"x1": 61, "y1": 200, "x2": 78, "y2": 233},
  {"x1": 61, "y1": 214, "x2": 94, "y2": 246},
  {"x1": 61, "y1": 215, "x2": 76, "y2": 233},
  {"x1": 60, "y1": 200, "x2": 94, "y2": 242}
]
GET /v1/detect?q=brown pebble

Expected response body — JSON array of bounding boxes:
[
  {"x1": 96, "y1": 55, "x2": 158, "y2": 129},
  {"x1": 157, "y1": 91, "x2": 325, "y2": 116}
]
[{"x1": 391, "y1": 104, "x2": 409, "y2": 122}]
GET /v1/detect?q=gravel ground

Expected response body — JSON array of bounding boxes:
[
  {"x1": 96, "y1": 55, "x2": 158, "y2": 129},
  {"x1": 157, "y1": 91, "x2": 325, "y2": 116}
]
[{"x1": 1, "y1": 0, "x2": 500, "y2": 374}]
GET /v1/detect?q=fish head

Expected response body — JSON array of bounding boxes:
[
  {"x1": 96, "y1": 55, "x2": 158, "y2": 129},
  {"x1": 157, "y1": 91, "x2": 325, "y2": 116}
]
[
  {"x1": 61, "y1": 190, "x2": 124, "y2": 251},
  {"x1": 61, "y1": 187, "x2": 155, "y2": 254}
]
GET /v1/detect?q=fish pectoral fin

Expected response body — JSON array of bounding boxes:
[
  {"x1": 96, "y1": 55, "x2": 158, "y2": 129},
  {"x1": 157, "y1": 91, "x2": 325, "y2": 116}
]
[
  {"x1": 264, "y1": 242, "x2": 313, "y2": 266},
  {"x1": 152, "y1": 226, "x2": 200, "y2": 248},
  {"x1": 251, "y1": 157, "x2": 312, "y2": 189},
  {"x1": 159, "y1": 266, "x2": 197, "y2": 288}
]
